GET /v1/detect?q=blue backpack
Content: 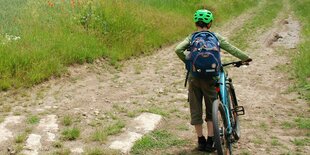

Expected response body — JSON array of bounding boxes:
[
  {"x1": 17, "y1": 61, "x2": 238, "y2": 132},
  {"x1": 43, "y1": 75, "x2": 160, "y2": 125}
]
[{"x1": 186, "y1": 31, "x2": 221, "y2": 79}]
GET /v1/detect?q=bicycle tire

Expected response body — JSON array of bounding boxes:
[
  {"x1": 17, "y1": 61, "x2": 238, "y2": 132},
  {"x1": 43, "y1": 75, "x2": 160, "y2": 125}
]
[
  {"x1": 227, "y1": 83, "x2": 241, "y2": 141},
  {"x1": 212, "y1": 99, "x2": 230, "y2": 155}
]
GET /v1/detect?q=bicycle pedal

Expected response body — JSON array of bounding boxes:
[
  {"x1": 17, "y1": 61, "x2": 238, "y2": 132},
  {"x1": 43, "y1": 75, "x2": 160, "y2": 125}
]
[
  {"x1": 219, "y1": 127, "x2": 224, "y2": 136},
  {"x1": 234, "y1": 106, "x2": 245, "y2": 116}
]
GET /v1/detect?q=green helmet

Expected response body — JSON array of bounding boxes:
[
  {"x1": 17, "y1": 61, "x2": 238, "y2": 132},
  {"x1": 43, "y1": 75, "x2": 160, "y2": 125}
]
[{"x1": 194, "y1": 9, "x2": 213, "y2": 24}]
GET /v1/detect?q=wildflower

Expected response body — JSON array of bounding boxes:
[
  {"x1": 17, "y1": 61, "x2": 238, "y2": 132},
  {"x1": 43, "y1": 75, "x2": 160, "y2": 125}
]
[
  {"x1": 71, "y1": 0, "x2": 75, "y2": 8},
  {"x1": 48, "y1": 1, "x2": 55, "y2": 7},
  {"x1": 5, "y1": 34, "x2": 21, "y2": 41}
]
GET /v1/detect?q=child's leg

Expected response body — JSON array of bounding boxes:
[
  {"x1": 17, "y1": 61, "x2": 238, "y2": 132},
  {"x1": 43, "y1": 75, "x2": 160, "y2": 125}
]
[
  {"x1": 207, "y1": 121, "x2": 214, "y2": 136},
  {"x1": 202, "y1": 80, "x2": 217, "y2": 137},
  {"x1": 195, "y1": 124, "x2": 203, "y2": 137}
]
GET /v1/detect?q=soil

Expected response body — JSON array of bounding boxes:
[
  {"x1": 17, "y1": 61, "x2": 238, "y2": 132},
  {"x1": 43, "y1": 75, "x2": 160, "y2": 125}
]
[{"x1": 0, "y1": 1, "x2": 309, "y2": 155}]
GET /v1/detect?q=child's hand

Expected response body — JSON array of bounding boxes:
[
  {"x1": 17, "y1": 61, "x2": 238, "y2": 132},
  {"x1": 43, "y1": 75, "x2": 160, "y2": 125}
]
[
  {"x1": 244, "y1": 58, "x2": 252, "y2": 62},
  {"x1": 242, "y1": 58, "x2": 252, "y2": 66}
]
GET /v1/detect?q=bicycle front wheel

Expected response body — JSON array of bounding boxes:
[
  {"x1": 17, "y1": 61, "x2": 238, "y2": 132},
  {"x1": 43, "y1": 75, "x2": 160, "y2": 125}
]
[
  {"x1": 227, "y1": 83, "x2": 241, "y2": 141},
  {"x1": 212, "y1": 99, "x2": 231, "y2": 155}
]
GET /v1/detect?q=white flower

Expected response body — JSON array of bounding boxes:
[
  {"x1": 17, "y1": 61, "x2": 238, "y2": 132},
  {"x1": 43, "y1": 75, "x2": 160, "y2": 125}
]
[{"x1": 4, "y1": 33, "x2": 21, "y2": 41}]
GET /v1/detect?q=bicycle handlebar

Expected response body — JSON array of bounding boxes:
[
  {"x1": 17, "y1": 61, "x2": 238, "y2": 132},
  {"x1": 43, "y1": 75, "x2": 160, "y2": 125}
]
[{"x1": 222, "y1": 61, "x2": 249, "y2": 67}]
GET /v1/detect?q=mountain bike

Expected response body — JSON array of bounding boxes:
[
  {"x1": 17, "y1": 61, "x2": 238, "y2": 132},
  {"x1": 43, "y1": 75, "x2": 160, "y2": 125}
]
[{"x1": 212, "y1": 61, "x2": 247, "y2": 155}]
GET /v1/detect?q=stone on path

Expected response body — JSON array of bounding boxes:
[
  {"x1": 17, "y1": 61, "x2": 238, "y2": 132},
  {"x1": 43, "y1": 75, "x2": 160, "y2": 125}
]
[
  {"x1": 71, "y1": 147, "x2": 84, "y2": 154},
  {"x1": 0, "y1": 116, "x2": 23, "y2": 143},
  {"x1": 109, "y1": 131, "x2": 143, "y2": 153},
  {"x1": 133, "y1": 113, "x2": 162, "y2": 133},
  {"x1": 22, "y1": 134, "x2": 42, "y2": 155},
  {"x1": 109, "y1": 113, "x2": 162, "y2": 153},
  {"x1": 38, "y1": 115, "x2": 58, "y2": 141},
  {"x1": 22, "y1": 115, "x2": 59, "y2": 154}
]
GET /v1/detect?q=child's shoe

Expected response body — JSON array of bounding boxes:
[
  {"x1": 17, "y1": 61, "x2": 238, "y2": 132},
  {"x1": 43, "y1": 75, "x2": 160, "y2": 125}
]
[{"x1": 205, "y1": 136, "x2": 215, "y2": 152}]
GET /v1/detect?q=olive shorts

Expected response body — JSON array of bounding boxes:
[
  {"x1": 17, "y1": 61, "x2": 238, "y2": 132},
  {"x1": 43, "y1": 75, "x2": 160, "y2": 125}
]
[{"x1": 188, "y1": 77, "x2": 217, "y2": 125}]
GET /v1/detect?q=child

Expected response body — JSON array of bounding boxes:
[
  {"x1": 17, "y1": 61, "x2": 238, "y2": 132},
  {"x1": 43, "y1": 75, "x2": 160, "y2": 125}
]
[{"x1": 175, "y1": 9, "x2": 252, "y2": 152}]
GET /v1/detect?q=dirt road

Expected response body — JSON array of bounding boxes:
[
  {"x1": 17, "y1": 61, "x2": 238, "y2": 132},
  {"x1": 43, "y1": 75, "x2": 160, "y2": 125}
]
[{"x1": 0, "y1": 1, "x2": 309, "y2": 155}]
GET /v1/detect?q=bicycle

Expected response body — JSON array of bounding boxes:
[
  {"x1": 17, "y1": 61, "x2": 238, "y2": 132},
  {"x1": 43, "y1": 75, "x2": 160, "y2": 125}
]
[{"x1": 212, "y1": 61, "x2": 247, "y2": 155}]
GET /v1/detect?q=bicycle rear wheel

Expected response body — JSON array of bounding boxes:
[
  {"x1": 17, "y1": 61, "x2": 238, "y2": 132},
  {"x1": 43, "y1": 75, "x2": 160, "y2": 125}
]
[{"x1": 212, "y1": 99, "x2": 231, "y2": 155}]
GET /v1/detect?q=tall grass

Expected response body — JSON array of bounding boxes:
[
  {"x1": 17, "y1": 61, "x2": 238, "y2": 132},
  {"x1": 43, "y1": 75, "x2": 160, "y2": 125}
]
[
  {"x1": 289, "y1": 0, "x2": 310, "y2": 100},
  {"x1": 0, "y1": 0, "x2": 258, "y2": 90}
]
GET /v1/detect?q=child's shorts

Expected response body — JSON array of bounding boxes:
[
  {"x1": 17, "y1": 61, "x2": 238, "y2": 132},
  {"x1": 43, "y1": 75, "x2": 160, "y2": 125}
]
[{"x1": 188, "y1": 77, "x2": 217, "y2": 125}]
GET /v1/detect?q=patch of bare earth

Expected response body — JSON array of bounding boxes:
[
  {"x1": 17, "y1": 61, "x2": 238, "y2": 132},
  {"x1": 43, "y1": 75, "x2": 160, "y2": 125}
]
[{"x1": 232, "y1": 14, "x2": 308, "y2": 155}]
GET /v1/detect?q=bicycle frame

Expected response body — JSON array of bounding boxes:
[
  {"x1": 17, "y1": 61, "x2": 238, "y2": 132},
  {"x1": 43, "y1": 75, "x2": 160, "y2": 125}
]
[
  {"x1": 213, "y1": 61, "x2": 247, "y2": 154},
  {"x1": 218, "y1": 67, "x2": 233, "y2": 135}
]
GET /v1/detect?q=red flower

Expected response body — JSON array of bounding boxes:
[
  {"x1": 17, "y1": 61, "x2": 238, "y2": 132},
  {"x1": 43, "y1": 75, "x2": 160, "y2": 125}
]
[{"x1": 48, "y1": 1, "x2": 55, "y2": 7}]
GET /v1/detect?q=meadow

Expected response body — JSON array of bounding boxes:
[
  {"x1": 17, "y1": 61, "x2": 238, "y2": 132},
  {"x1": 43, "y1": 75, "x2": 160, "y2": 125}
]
[{"x1": 0, "y1": 0, "x2": 258, "y2": 90}]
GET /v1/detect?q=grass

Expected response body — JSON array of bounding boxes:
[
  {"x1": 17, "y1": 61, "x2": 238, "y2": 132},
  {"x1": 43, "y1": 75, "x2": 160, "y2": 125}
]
[
  {"x1": 259, "y1": 122, "x2": 269, "y2": 131},
  {"x1": 281, "y1": 121, "x2": 295, "y2": 129},
  {"x1": 62, "y1": 127, "x2": 80, "y2": 140},
  {"x1": 271, "y1": 137, "x2": 282, "y2": 146},
  {"x1": 280, "y1": 117, "x2": 310, "y2": 132},
  {"x1": 0, "y1": 0, "x2": 258, "y2": 90},
  {"x1": 84, "y1": 148, "x2": 104, "y2": 155},
  {"x1": 0, "y1": 116, "x2": 4, "y2": 123},
  {"x1": 62, "y1": 115, "x2": 73, "y2": 126},
  {"x1": 91, "y1": 128, "x2": 107, "y2": 143},
  {"x1": 52, "y1": 141, "x2": 63, "y2": 148},
  {"x1": 15, "y1": 132, "x2": 28, "y2": 143},
  {"x1": 131, "y1": 130, "x2": 188, "y2": 154},
  {"x1": 105, "y1": 120, "x2": 125, "y2": 135},
  {"x1": 291, "y1": 138, "x2": 310, "y2": 146},
  {"x1": 230, "y1": 0, "x2": 283, "y2": 49},
  {"x1": 84, "y1": 148, "x2": 119, "y2": 155},
  {"x1": 176, "y1": 124, "x2": 189, "y2": 131},
  {"x1": 146, "y1": 107, "x2": 169, "y2": 117},
  {"x1": 289, "y1": 0, "x2": 310, "y2": 100},
  {"x1": 295, "y1": 117, "x2": 310, "y2": 129},
  {"x1": 126, "y1": 111, "x2": 138, "y2": 118},
  {"x1": 252, "y1": 137, "x2": 264, "y2": 145},
  {"x1": 112, "y1": 104, "x2": 128, "y2": 113},
  {"x1": 1, "y1": 104, "x2": 12, "y2": 112},
  {"x1": 27, "y1": 115, "x2": 40, "y2": 124},
  {"x1": 52, "y1": 148, "x2": 71, "y2": 155},
  {"x1": 91, "y1": 120, "x2": 125, "y2": 143},
  {"x1": 12, "y1": 144, "x2": 24, "y2": 155},
  {"x1": 240, "y1": 150, "x2": 251, "y2": 155}
]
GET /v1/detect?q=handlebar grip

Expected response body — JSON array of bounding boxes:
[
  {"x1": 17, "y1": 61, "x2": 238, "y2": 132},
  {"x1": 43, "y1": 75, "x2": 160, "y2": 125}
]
[{"x1": 234, "y1": 61, "x2": 243, "y2": 67}]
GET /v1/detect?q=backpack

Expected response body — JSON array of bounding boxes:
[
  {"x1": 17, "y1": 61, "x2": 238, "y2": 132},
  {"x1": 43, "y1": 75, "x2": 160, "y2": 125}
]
[{"x1": 185, "y1": 31, "x2": 221, "y2": 80}]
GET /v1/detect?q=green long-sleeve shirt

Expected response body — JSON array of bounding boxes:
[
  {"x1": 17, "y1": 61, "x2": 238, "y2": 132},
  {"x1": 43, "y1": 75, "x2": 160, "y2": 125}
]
[{"x1": 175, "y1": 32, "x2": 250, "y2": 62}]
